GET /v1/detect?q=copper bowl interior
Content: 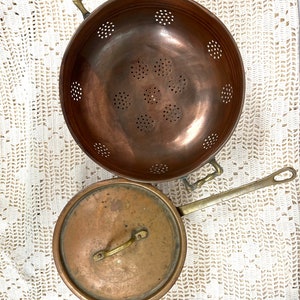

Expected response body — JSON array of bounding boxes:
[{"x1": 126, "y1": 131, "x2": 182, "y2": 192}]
[{"x1": 60, "y1": 0, "x2": 245, "y2": 182}]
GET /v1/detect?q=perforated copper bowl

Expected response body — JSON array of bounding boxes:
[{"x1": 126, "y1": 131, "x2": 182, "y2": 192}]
[{"x1": 60, "y1": 0, "x2": 245, "y2": 182}]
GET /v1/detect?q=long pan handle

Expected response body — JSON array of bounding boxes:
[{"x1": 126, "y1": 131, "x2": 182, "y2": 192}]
[{"x1": 177, "y1": 167, "x2": 297, "y2": 216}]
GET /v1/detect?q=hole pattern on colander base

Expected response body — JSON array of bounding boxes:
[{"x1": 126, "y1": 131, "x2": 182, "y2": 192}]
[
  {"x1": 149, "y1": 163, "x2": 169, "y2": 174},
  {"x1": 203, "y1": 133, "x2": 219, "y2": 150},
  {"x1": 207, "y1": 40, "x2": 223, "y2": 59},
  {"x1": 97, "y1": 21, "x2": 115, "y2": 39},
  {"x1": 94, "y1": 142, "x2": 111, "y2": 158},
  {"x1": 136, "y1": 114, "x2": 155, "y2": 133},
  {"x1": 113, "y1": 92, "x2": 132, "y2": 110},
  {"x1": 70, "y1": 81, "x2": 82, "y2": 101},
  {"x1": 163, "y1": 104, "x2": 183, "y2": 123},
  {"x1": 144, "y1": 86, "x2": 161, "y2": 104},
  {"x1": 221, "y1": 84, "x2": 233, "y2": 104},
  {"x1": 168, "y1": 75, "x2": 188, "y2": 94},
  {"x1": 154, "y1": 10, "x2": 174, "y2": 26},
  {"x1": 130, "y1": 60, "x2": 149, "y2": 80},
  {"x1": 153, "y1": 58, "x2": 172, "y2": 77}
]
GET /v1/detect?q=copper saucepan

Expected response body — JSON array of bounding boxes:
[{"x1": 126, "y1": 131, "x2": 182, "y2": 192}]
[
  {"x1": 60, "y1": 0, "x2": 245, "y2": 188},
  {"x1": 53, "y1": 167, "x2": 296, "y2": 300}
]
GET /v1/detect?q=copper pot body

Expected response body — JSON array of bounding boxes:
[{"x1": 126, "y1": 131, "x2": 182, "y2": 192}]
[
  {"x1": 52, "y1": 169, "x2": 297, "y2": 299},
  {"x1": 60, "y1": 0, "x2": 245, "y2": 182},
  {"x1": 53, "y1": 179, "x2": 187, "y2": 300}
]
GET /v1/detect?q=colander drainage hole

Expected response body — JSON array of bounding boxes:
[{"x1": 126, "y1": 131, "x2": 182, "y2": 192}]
[
  {"x1": 153, "y1": 58, "x2": 172, "y2": 77},
  {"x1": 130, "y1": 60, "x2": 149, "y2": 80},
  {"x1": 203, "y1": 133, "x2": 219, "y2": 150},
  {"x1": 113, "y1": 92, "x2": 132, "y2": 110},
  {"x1": 149, "y1": 163, "x2": 169, "y2": 175},
  {"x1": 70, "y1": 81, "x2": 82, "y2": 101},
  {"x1": 94, "y1": 142, "x2": 111, "y2": 158},
  {"x1": 163, "y1": 104, "x2": 183, "y2": 123},
  {"x1": 144, "y1": 86, "x2": 161, "y2": 104},
  {"x1": 168, "y1": 75, "x2": 188, "y2": 94},
  {"x1": 154, "y1": 10, "x2": 175, "y2": 26},
  {"x1": 97, "y1": 21, "x2": 115, "y2": 39},
  {"x1": 220, "y1": 84, "x2": 233, "y2": 104},
  {"x1": 136, "y1": 114, "x2": 155, "y2": 133},
  {"x1": 207, "y1": 40, "x2": 223, "y2": 60}
]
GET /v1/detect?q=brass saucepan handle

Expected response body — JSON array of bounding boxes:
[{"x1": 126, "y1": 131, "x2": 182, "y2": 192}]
[
  {"x1": 178, "y1": 167, "x2": 297, "y2": 216},
  {"x1": 73, "y1": 0, "x2": 90, "y2": 19},
  {"x1": 93, "y1": 228, "x2": 148, "y2": 262}
]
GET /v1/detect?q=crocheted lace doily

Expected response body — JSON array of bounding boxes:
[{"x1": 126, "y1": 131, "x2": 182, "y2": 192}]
[{"x1": 0, "y1": 1, "x2": 299, "y2": 299}]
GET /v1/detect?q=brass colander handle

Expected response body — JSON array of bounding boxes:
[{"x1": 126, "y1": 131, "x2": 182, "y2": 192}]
[
  {"x1": 93, "y1": 228, "x2": 149, "y2": 262},
  {"x1": 182, "y1": 158, "x2": 223, "y2": 192},
  {"x1": 73, "y1": 0, "x2": 90, "y2": 19}
]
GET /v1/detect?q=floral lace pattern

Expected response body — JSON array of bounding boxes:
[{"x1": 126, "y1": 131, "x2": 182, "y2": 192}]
[{"x1": 0, "y1": 0, "x2": 299, "y2": 299}]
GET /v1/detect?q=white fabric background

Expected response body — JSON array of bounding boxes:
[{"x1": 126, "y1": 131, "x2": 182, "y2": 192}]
[{"x1": 0, "y1": 0, "x2": 299, "y2": 299}]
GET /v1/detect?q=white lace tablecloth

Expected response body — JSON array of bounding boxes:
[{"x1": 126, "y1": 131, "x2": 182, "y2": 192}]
[{"x1": 0, "y1": 0, "x2": 299, "y2": 299}]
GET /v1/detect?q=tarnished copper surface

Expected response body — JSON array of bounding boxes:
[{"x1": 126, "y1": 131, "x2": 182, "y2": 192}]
[
  {"x1": 53, "y1": 179, "x2": 186, "y2": 300},
  {"x1": 60, "y1": 0, "x2": 245, "y2": 182},
  {"x1": 52, "y1": 169, "x2": 297, "y2": 299}
]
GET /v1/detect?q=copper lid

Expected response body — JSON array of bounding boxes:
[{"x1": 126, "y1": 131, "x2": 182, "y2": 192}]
[{"x1": 53, "y1": 179, "x2": 186, "y2": 300}]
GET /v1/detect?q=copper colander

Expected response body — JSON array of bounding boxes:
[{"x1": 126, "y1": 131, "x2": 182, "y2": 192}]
[{"x1": 60, "y1": 0, "x2": 245, "y2": 182}]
